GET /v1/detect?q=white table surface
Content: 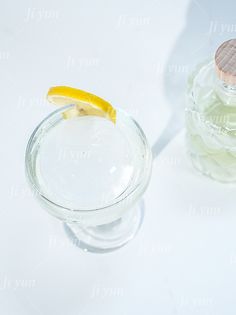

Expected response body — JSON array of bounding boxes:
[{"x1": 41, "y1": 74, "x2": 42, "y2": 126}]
[{"x1": 1, "y1": 0, "x2": 236, "y2": 314}]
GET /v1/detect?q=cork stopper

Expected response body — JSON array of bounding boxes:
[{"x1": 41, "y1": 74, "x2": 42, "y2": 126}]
[{"x1": 215, "y1": 39, "x2": 236, "y2": 85}]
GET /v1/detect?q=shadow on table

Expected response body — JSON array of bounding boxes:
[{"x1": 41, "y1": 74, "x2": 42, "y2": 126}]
[{"x1": 152, "y1": 0, "x2": 236, "y2": 158}]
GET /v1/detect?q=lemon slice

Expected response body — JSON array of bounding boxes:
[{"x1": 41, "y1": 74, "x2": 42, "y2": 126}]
[{"x1": 47, "y1": 86, "x2": 116, "y2": 123}]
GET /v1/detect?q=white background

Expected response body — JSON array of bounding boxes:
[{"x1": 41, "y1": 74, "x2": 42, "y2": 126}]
[{"x1": 1, "y1": 0, "x2": 236, "y2": 314}]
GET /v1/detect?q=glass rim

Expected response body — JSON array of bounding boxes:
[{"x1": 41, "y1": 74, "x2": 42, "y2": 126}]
[{"x1": 25, "y1": 105, "x2": 152, "y2": 213}]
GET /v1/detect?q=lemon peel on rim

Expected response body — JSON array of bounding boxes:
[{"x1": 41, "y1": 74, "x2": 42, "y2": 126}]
[{"x1": 47, "y1": 86, "x2": 116, "y2": 123}]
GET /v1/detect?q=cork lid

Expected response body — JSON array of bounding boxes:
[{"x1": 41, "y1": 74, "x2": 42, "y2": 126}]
[{"x1": 215, "y1": 39, "x2": 236, "y2": 85}]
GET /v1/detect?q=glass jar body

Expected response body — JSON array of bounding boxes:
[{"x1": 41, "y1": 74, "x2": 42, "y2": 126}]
[{"x1": 186, "y1": 60, "x2": 236, "y2": 182}]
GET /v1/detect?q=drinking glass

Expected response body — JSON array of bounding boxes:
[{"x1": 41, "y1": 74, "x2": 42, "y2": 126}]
[{"x1": 25, "y1": 105, "x2": 152, "y2": 252}]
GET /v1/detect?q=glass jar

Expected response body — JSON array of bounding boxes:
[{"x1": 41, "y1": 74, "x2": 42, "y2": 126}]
[{"x1": 186, "y1": 39, "x2": 236, "y2": 182}]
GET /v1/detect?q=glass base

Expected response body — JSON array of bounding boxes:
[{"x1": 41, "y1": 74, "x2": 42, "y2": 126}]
[
  {"x1": 189, "y1": 151, "x2": 236, "y2": 183},
  {"x1": 64, "y1": 201, "x2": 145, "y2": 253}
]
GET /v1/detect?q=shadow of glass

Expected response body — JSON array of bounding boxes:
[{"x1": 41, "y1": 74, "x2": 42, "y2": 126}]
[{"x1": 152, "y1": 0, "x2": 236, "y2": 158}]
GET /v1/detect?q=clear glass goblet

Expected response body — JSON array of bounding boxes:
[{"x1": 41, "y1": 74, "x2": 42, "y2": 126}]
[{"x1": 25, "y1": 105, "x2": 152, "y2": 252}]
